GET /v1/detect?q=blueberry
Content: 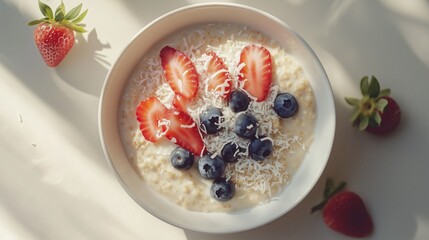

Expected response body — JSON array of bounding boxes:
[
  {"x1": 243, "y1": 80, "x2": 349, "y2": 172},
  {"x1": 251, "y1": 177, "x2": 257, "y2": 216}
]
[
  {"x1": 228, "y1": 90, "x2": 251, "y2": 113},
  {"x1": 198, "y1": 154, "x2": 225, "y2": 179},
  {"x1": 221, "y1": 142, "x2": 243, "y2": 163},
  {"x1": 249, "y1": 138, "x2": 273, "y2": 161},
  {"x1": 234, "y1": 113, "x2": 258, "y2": 139},
  {"x1": 200, "y1": 107, "x2": 223, "y2": 134},
  {"x1": 210, "y1": 178, "x2": 235, "y2": 201},
  {"x1": 170, "y1": 147, "x2": 194, "y2": 170},
  {"x1": 273, "y1": 93, "x2": 298, "y2": 118}
]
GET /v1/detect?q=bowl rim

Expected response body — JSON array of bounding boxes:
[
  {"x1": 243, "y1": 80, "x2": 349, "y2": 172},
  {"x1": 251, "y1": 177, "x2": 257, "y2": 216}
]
[{"x1": 99, "y1": 2, "x2": 335, "y2": 233}]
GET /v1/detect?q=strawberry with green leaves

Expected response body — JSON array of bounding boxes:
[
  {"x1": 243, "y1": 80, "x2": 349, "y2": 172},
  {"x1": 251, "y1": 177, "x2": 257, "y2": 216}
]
[
  {"x1": 345, "y1": 76, "x2": 401, "y2": 135},
  {"x1": 28, "y1": 0, "x2": 88, "y2": 67},
  {"x1": 312, "y1": 179, "x2": 374, "y2": 238}
]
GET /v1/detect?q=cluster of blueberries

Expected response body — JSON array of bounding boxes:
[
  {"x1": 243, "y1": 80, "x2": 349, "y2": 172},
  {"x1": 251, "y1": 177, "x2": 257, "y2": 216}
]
[{"x1": 170, "y1": 89, "x2": 298, "y2": 201}]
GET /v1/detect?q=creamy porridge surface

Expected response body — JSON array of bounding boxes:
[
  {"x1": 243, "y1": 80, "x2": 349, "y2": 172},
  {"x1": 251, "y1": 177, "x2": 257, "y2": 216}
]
[{"x1": 118, "y1": 23, "x2": 316, "y2": 212}]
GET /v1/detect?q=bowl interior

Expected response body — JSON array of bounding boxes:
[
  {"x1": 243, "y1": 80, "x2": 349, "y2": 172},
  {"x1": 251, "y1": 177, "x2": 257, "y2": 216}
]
[{"x1": 99, "y1": 3, "x2": 335, "y2": 233}]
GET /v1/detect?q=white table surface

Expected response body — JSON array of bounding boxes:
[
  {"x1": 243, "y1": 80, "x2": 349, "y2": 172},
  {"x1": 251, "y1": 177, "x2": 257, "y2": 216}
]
[{"x1": 1, "y1": 0, "x2": 429, "y2": 239}]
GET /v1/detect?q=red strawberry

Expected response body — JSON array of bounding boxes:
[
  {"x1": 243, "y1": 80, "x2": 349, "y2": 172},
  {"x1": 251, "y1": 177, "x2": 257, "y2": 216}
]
[
  {"x1": 28, "y1": 1, "x2": 88, "y2": 67},
  {"x1": 205, "y1": 51, "x2": 233, "y2": 98},
  {"x1": 172, "y1": 94, "x2": 191, "y2": 113},
  {"x1": 136, "y1": 97, "x2": 168, "y2": 142},
  {"x1": 345, "y1": 76, "x2": 401, "y2": 135},
  {"x1": 238, "y1": 45, "x2": 272, "y2": 102},
  {"x1": 164, "y1": 109, "x2": 205, "y2": 156},
  {"x1": 365, "y1": 96, "x2": 401, "y2": 135},
  {"x1": 160, "y1": 46, "x2": 199, "y2": 99},
  {"x1": 311, "y1": 179, "x2": 373, "y2": 238}
]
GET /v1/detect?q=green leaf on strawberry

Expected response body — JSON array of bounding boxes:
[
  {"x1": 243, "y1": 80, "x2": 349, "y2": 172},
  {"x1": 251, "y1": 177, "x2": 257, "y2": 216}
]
[
  {"x1": 345, "y1": 76, "x2": 401, "y2": 135},
  {"x1": 65, "y1": 3, "x2": 83, "y2": 20},
  {"x1": 55, "y1": 1, "x2": 66, "y2": 18},
  {"x1": 38, "y1": 0, "x2": 53, "y2": 19},
  {"x1": 311, "y1": 178, "x2": 346, "y2": 213}
]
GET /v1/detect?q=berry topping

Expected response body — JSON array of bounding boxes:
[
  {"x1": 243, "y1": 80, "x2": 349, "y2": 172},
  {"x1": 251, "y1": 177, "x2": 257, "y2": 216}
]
[
  {"x1": 273, "y1": 93, "x2": 299, "y2": 118},
  {"x1": 164, "y1": 109, "x2": 205, "y2": 156},
  {"x1": 200, "y1": 107, "x2": 224, "y2": 134},
  {"x1": 160, "y1": 46, "x2": 199, "y2": 99},
  {"x1": 234, "y1": 113, "x2": 258, "y2": 139},
  {"x1": 170, "y1": 147, "x2": 194, "y2": 170},
  {"x1": 210, "y1": 178, "x2": 235, "y2": 202},
  {"x1": 28, "y1": 1, "x2": 88, "y2": 67},
  {"x1": 248, "y1": 137, "x2": 273, "y2": 161},
  {"x1": 136, "y1": 97, "x2": 168, "y2": 142},
  {"x1": 172, "y1": 94, "x2": 191, "y2": 113},
  {"x1": 238, "y1": 45, "x2": 272, "y2": 102},
  {"x1": 221, "y1": 142, "x2": 243, "y2": 163},
  {"x1": 345, "y1": 76, "x2": 401, "y2": 135},
  {"x1": 205, "y1": 51, "x2": 233, "y2": 98},
  {"x1": 311, "y1": 179, "x2": 373, "y2": 238},
  {"x1": 198, "y1": 154, "x2": 225, "y2": 179},
  {"x1": 228, "y1": 90, "x2": 251, "y2": 113}
]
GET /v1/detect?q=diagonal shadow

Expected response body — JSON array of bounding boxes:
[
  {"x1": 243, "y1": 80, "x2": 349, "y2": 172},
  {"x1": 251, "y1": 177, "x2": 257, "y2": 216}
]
[
  {"x1": 0, "y1": 137, "x2": 143, "y2": 240},
  {"x1": 2, "y1": 0, "x2": 428, "y2": 239},
  {"x1": 0, "y1": 1, "x2": 110, "y2": 172},
  {"x1": 56, "y1": 28, "x2": 111, "y2": 97}
]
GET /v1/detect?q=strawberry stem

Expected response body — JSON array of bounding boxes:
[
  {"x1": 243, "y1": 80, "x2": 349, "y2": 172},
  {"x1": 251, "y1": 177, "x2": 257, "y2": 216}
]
[
  {"x1": 28, "y1": 0, "x2": 87, "y2": 33},
  {"x1": 345, "y1": 76, "x2": 392, "y2": 131},
  {"x1": 311, "y1": 178, "x2": 346, "y2": 213}
]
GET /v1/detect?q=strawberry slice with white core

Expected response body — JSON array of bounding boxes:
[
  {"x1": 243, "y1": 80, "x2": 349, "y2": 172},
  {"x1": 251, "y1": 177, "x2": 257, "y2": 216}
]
[
  {"x1": 136, "y1": 97, "x2": 168, "y2": 142},
  {"x1": 164, "y1": 109, "x2": 206, "y2": 156},
  {"x1": 238, "y1": 45, "x2": 272, "y2": 102},
  {"x1": 172, "y1": 94, "x2": 191, "y2": 113},
  {"x1": 160, "y1": 46, "x2": 199, "y2": 99},
  {"x1": 205, "y1": 51, "x2": 233, "y2": 98}
]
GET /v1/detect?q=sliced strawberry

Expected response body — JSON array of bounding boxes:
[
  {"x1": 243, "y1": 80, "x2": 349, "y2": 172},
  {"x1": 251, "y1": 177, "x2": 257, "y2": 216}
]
[
  {"x1": 164, "y1": 109, "x2": 205, "y2": 156},
  {"x1": 160, "y1": 46, "x2": 199, "y2": 99},
  {"x1": 238, "y1": 45, "x2": 272, "y2": 102},
  {"x1": 205, "y1": 51, "x2": 233, "y2": 98},
  {"x1": 136, "y1": 97, "x2": 168, "y2": 142},
  {"x1": 172, "y1": 94, "x2": 191, "y2": 113}
]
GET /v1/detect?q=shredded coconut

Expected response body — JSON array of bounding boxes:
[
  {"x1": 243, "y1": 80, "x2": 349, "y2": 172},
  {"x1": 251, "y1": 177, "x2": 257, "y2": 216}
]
[{"x1": 118, "y1": 23, "x2": 316, "y2": 211}]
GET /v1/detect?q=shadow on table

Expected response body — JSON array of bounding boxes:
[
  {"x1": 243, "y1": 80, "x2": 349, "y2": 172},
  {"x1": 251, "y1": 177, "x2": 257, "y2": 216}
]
[
  {"x1": 0, "y1": 137, "x2": 141, "y2": 239},
  {"x1": 1, "y1": 0, "x2": 428, "y2": 239},
  {"x1": 120, "y1": 0, "x2": 188, "y2": 23},
  {"x1": 55, "y1": 28, "x2": 111, "y2": 97},
  {"x1": 0, "y1": 0, "x2": 110, "y2": 169},
  {"x1": 0, "y1": 2, "x2": 137, "y2": 239}
]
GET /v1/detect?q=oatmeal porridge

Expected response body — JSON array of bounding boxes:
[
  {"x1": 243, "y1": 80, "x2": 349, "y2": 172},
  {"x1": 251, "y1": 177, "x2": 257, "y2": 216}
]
[{"x1": 118, "y1": 23, "x2": 316, "y2": 212}]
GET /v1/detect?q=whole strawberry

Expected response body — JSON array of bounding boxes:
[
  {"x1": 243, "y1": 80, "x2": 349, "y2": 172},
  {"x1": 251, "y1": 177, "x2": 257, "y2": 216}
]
[
  {"x1": 311, "y1": 179, "x2": 373, "y2": 238},
  {"x1": 345, "y1": 76, "x2": 401, "y2": 135},
  {"x1": 28, "y1": 0, "x2": 88, "y2": 67}
]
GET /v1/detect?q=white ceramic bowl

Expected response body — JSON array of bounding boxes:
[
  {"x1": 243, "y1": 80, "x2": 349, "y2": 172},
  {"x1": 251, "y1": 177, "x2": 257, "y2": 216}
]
[{"x1": 99, "y1": 3, "x2": 335, "y2": 233}]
